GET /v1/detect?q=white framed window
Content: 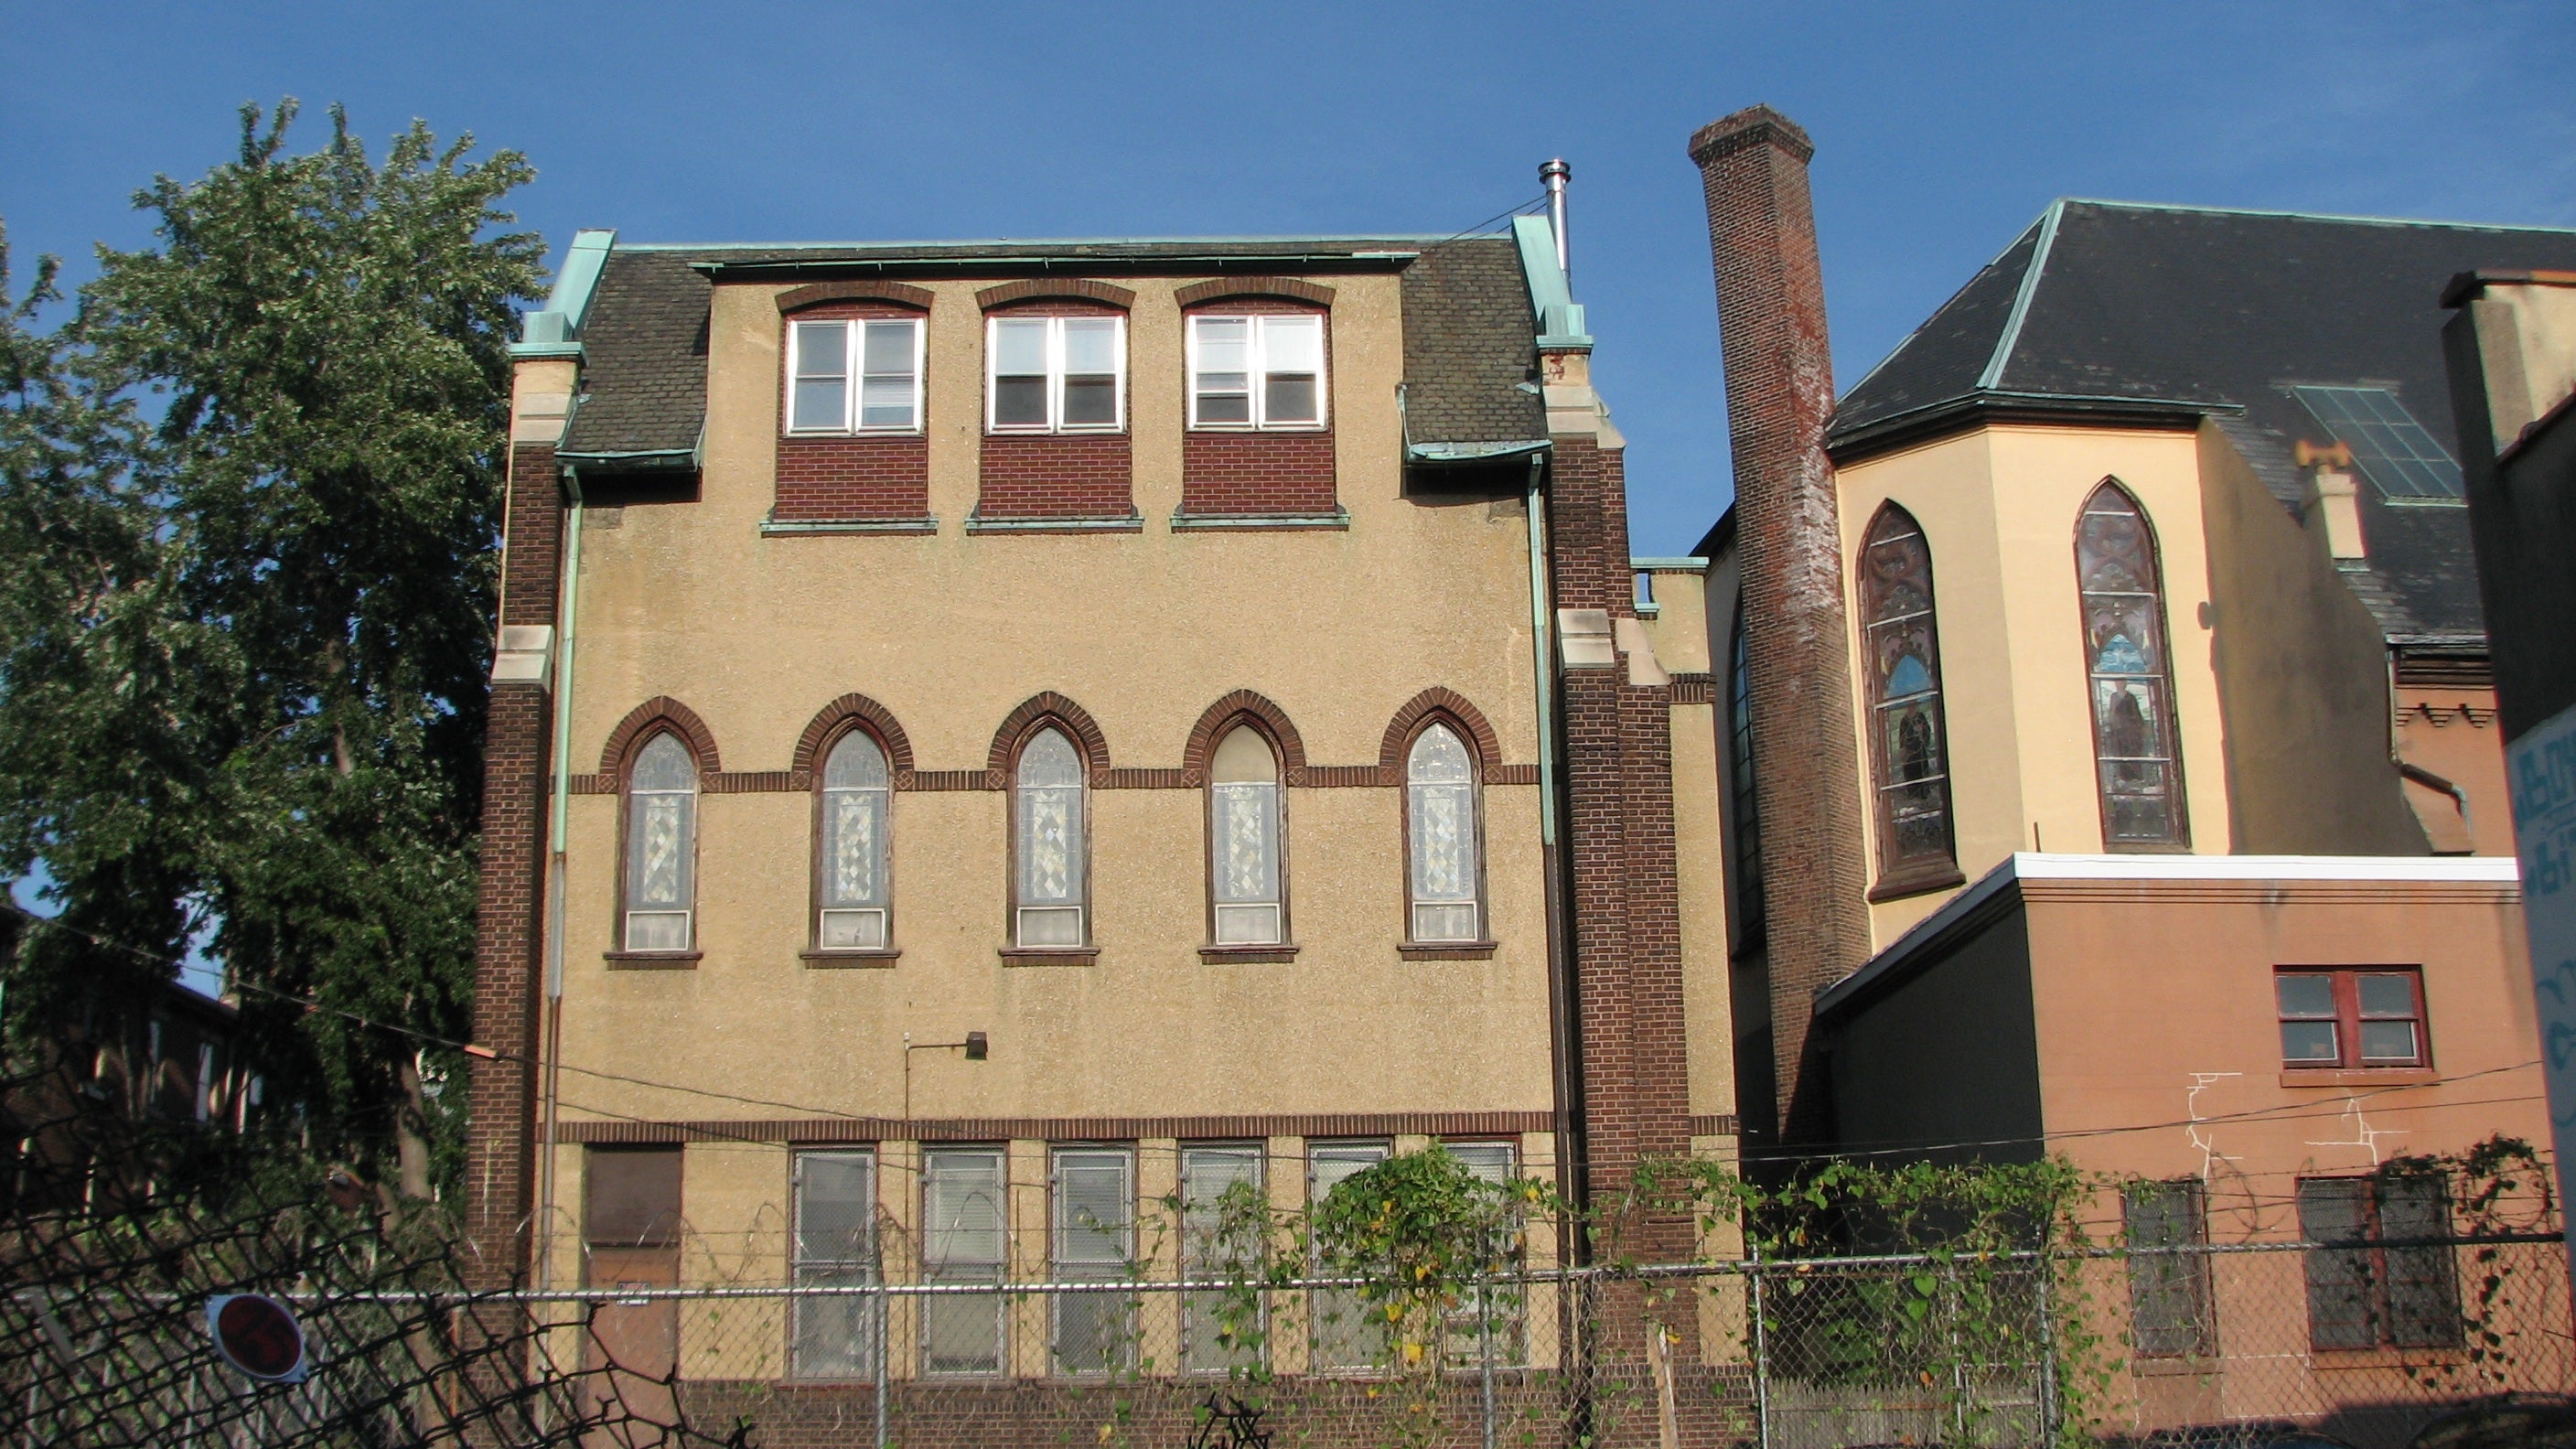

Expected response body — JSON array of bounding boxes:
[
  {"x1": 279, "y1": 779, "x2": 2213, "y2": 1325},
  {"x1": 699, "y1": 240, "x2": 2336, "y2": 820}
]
[
  {"x1": 1208, "y1": 726, "x2": 1283, "y2": 946},
  {"x1": 1014, "y1": 727, "x2": 1088, "y2": 948},
  {"x1": 623, "y1": 733, "x2": 698, "y2": 952},
  {"x1": 1051, "y1": 1146, "x2": 1137, "y2": 1375},
  {"x1": 815, "y1": 731, "x2": 892, "y2": 950},
  {"x1": 1309, "y1": 1141, "x2": 1390, "y2": 1369},
  {"x1": 791, "y1": 1150, "x2": 879, "y2": 1379},
  {"x1": 1187, "y1": 314, "x2": 1326, "y2": 429},
  {"x1": 1405, "y1": 723, "x2": 1483, "y2": 943},
  {"x1": 921, "y1": 1147, "x2": 1006, "y2": 1376},
  {"x1": 1180, "y1": 1144, "x2": 1266, "y2": 1376},
  {"x1": 987, "y1": 315, "x2": 1125, "y2": 433},
  {"x1": 787, "y1": 317, "x2": 924, "y2": 434}
]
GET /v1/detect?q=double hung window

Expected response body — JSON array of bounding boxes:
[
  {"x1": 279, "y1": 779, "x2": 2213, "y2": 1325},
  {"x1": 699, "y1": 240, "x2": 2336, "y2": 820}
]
[
  {"x1": 989, "y1": 315, "x2": 1124, "y2": 432},
  {"x1": 2277, "y1": 969, "x2": 2429, "y2": 1069},
  {"x1": 1180, "y1": 1145, "x2": 1266, "y2": 1376},
  {"x1": 1050, "y1": 1147, "x2": 1137, "y2": 1375},
  {"x1": 1014, "y1": 728, "x2": 1089, "y2": 948},
  {"x1": 1187, "y1": 314, "x2": 1326, "y2": 428},
  {"x1": 920, "y1": 1148, "x2": 1006, "y2": 1376},
  {"x1": 1209, "y1": 727, "x2": 1284, "y2": 945},
  {"x1": 1308, "y1": 1142, "x2": 1391, "y2": 1369},
  {"x1": 2298, "y1": 1175, "x2": 2461, "y2": 1350},
  {"x1": 789, "y1": 317, "x2": 924, "y2": 433},
  {"x1": 790, "y1": 1151, "x2": 879, "y2": 1379},
  {"x1": 1443, "y1": 1143, "x2": 1525, "y2": 1366},
  {"x1": 1406, "y1": 724, "x2": 1483, "y2": 943},
  {"x1": 816, "y1": 731, "x2": 892, "y2": 950},
  {"x1": 623, "y1": 734, "x2": 698, "y2": 952},
  {"x1": 2123, "y1": 1180, "x2": 2214, "y2": 1357}
]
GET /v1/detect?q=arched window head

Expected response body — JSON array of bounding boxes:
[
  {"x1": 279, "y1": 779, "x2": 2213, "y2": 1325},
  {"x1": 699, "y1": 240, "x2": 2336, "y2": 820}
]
[
  {"x1": 624, "y1": 733, "x2": 699, "y2": 952},
  {"x1": 1405, "y1": 723, "x2": 1483, "y2": 943},
  {"x1": 1014, "y1": 727, "x2": 1088, "y2": 947},
  {"x1": 1859, "y1": 505, "x2": 1958, "y2": 886},
  {"x1": 1726, "y1": 607, "x2": 1766, "y2": 942},
  {"x1": 1208, "y1": 725, "x2": 1283, "y2": 945},
  {"x1": 2076, "y1": 482, "x2": 2188, "y2": 848},
  {"x1": 816, "y1": 730, "x2": 892, "y2": 950}
]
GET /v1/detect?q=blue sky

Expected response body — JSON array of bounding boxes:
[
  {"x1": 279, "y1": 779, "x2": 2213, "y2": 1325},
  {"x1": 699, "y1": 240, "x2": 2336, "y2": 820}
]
[{"x1": 5, "y1": 1, "x2": 2570, "y2": 558}]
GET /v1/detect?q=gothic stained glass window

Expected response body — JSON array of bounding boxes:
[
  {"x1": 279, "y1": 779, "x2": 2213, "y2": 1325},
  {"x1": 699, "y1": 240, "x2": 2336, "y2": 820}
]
[
  {"x1": 623, "y1": 733, "x2": 698, "y2": 952},
  {"x1": 1727, "y1": 606, "x2": 1765, "y2": 941},
  {"x1": 816, "y1": 731, "x2": 891, "y2": 950},
  {"x1": 2077, "y1": 481, "x2": 2189, "y2": 849},
  {"x1": 1014, "y1": 727, "x2": 1087, "y2": 947},
  {"x1": 1208, "y1": 725, "x2": 1283, "y2": 945},
  {"x1": 1858, "y1": 504, "x2": 1957, "y2": 884},
  {"x1": 1406, "y1": 723, "x2": 1482, "y2": 942}
]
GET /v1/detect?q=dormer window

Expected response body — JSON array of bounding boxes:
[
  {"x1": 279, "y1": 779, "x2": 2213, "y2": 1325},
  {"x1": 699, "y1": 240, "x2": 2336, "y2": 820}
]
[
  {"x1": 788, "y1": 317, "x2": 923, "y2": 434},
  {"x1": 1187, "y1": 315, "x2": 1325, "y2": 429},
  {"x1": 988, "y1": 316, "x2": 1125, "y2": 433}
]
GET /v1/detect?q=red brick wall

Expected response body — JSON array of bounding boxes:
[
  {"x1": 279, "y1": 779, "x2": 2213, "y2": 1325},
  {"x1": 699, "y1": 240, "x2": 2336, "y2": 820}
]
[
  {"x1": 1180, "y1": 299, "x2": 1337, "y2": 517},
  {"x1": 976, "y1": 300, "x2": 1134, "y2": 520},
  {"x1": 467, "y1": 437, "x2": 562, "y2": 1286},
  {"x1": 1689, "y1": 106, "x2": 1873, "y2": 1152},
  {"x1": 775, "y1": 300, "x2": 931, "y2": 521}
]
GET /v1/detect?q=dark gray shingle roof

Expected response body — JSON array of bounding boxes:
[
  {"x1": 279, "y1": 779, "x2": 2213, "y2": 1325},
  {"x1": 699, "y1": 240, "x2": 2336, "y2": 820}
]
[
  {"x1": 1831, "y1": 201, "x2": 2576, "y2": 643},
  {"x1": 560, "y1": 250, "x2": 716, "y2": 459},
  {"x1": 1401, "y1": 236, "x2": 1543, "y2": 446}
]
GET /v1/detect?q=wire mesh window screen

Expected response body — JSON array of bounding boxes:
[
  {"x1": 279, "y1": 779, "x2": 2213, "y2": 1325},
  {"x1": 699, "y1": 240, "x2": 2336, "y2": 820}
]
[
  {"x1": 1309, "y1": 1142, "x2": 1391, "y2": 1370},
  {"x1": 1181, "y1": 1144, "x2": 1267, "y2": 1377},
  {"x1": 791, "y1": 1150, "x2": 879, "y2": 1379},
  {"x1": 921, "y1": 1148, "x2": 1006, "y2": 1375},
  {"x1": 2123, "y1": 1179, "x2": 2214, "y2": 1357},
  {"x1": 2297, "y1": 1175, "x2": 2463, "y2": 1351},
  {"x1": 1051, "y1": 1146, "x2": 1137, "y2": 1375}
]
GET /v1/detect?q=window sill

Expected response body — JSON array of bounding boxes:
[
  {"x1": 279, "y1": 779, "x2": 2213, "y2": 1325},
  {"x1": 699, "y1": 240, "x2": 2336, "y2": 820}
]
[
  {"x1": 963, "y1": 512, "x2": 1143, "y2": 535},
  {"x1": 2309, "y1": 1345, "x2": 2466, "y2": 1369},
  {"x1": 983, "y1": 427, "x2": 1127, "y2": 438},
  {"x1": 1401, "y1": 941, "x2": 1498, "y2": 961},
  {"x1": 1170, "y1": 508, "x2": 1350, "y2": 532},
  {"x1": 761, "y1": 516, "x2": 939, "y2": 536},
  {"x1": 1200, "y1": 944, "x2": 1299, "y2": 964},
  {"x1": 801, "y1": 949, "x2": 900, "y2": 968},
  {"x1": 1185, "y1": 424, "x2": 1330, "y2": 435},
  {"x1": 999, "y1": 946, "x2": 1100, "y2": 967},
  {"x1": 604, "y1": 951, "x2": 702, "y2": 970},
  {"x1": 2128, "y1": 1354, "x2": 2222, "y2": 1378},
  {"x1": 782, "y1": 427, "x2": 925, "y2": 439},
  {"x1": 2281, "y1": 1068, "x2": 2435, "y2": 1088},
  {"x1": 1867, "y1": 864, "x2": 1967, "y2": 903}
]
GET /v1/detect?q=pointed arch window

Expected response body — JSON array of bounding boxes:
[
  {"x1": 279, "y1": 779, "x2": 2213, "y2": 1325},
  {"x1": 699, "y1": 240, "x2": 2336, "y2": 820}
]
[
  {"x1": 1208, "y1": 726, "x2": 1285, "y2": 946},
  {"x1": 1859, "y1": 505, "x2": 1959, "y2": 888},
  {"x1": 2077, "y1": 482, "x2": 2189, "y2": 849},
  {"x1": 1726, "y1": 606, "x2": 1766, "y2": 944},
  {"x1": 623, "y1": 733, "x2": 699, "y2": 952},
  {"x1": 1405, "y1": 723, "x2": 1484, "y2": 943},
  {"x1": 1014, "y1": 727, "x2": 1089, "y2": 947},
  {"x1": 816, "y1": 730, "x2": 892, "y2": 950}
]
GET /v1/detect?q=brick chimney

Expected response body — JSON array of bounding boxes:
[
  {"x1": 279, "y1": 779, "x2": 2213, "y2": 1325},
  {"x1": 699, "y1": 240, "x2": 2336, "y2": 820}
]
[{"x1": 1688, "y1": 105, "x2": 1873, "y2": 1153}]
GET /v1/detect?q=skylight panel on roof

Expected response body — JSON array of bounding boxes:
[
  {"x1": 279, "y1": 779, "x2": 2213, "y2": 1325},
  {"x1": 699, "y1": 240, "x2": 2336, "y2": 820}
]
[{"x1": 2291, "y1": 385, "x2": 2465, "y2": 501}]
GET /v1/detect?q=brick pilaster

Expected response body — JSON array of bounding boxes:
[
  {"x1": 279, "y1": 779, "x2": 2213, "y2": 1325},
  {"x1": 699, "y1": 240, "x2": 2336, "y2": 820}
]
[
  {"x1": 1689, "y1": 106, "x2": 1873, "y2": 1152},
  {"x1": 464, "y1": 438, "x2": 563, "y2": 1285}
]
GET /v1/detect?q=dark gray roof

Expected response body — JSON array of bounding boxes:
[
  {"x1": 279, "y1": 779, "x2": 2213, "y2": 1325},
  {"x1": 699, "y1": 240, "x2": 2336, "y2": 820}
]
[
  {"x1": 1831, "y1": 201, "x2": 2576, "y2": 642},
  {"x1": 553, "y1": 233, "x2": 1543, "y2": 465}
]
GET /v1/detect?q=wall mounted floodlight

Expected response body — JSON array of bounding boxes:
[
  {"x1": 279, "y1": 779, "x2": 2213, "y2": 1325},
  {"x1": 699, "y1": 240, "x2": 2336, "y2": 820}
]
[{"x1": 901, "y1": 1030, "x2": 991, "y2": 1119}]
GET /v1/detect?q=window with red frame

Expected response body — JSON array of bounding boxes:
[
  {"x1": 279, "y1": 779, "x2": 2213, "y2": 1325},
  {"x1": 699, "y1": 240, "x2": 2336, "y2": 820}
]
[{"x1": 2274, "y1": 969, "x2": 2427, "y2": 1069}]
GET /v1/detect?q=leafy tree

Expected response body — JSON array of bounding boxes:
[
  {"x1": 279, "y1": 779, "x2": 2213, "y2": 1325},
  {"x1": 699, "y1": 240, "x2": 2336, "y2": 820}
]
[{"x1": 0, "y1": 102, "x2": 542, "y2": 1199}]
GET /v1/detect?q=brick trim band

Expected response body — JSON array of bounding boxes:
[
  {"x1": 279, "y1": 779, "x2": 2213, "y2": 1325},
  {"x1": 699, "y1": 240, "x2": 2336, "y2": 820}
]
[
  {"x1": 1379, "y1": 687, "x2": 1504, "y2": 774},
  {"x1": 556, "y1": 1109, "x2": 1556, "y2": 1145},
  {"x1": 1173, "y1": 276, "x2": 1336, "y2": 309},
  {"x1": 598, "y1": 696, "x2": 721, "y2": 778},
  {"x1": 565, "y1": 759, "x2": 1540, "y2": 794},
  {"x1": 987, "y1": 692, "x2": 1112, "y2": 776},
  {"x1": 1181, "y1": 691, "x2": 1309, "y2": 784},
  {"x1": 974, "y1": 278, "x2": 1136, "y2": 311},
  {"x1": 791, "y1": 693, "x2": 917, "y2": 782},
  {"x1": 776, "y1": 280, "x2": 935, "y2": 313}
]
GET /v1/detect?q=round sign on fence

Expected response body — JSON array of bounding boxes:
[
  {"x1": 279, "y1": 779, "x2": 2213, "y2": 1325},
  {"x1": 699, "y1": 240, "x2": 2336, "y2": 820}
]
[{"x1": 205, "y1": 1293, "x2": 308, "y2": 1383}]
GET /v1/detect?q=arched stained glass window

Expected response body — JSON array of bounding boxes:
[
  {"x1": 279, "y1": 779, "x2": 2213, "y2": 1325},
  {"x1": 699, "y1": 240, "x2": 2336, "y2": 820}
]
[
  {"x1": 1727, "y1": 606, "x2": 1765, "y2": 942},
  {"x1": 1014, "y1": 727, "x2": 1088, "y2": 947},
  {"x1": 624, "y1": 732, "x2": 698, "y2": 952},
  {"x1": 1208, "y1": 725, "x2": 1283, "y2": 945},
  {"x1": 1405, "y1": 723, "x2": 1483, "y2": 943},
  {"x1": 2076, "y1": 481, "x2": 2188, "y2": 849},
  {"x1": 1859, "y1": 504, "x2": 1957, "y2": 885},
  {"x1": 816, "y1": 730, "x2": 891, "y2": 950}
]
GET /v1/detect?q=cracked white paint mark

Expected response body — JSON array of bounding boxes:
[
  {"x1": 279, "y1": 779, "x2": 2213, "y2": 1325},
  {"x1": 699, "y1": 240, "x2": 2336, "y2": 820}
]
[
  {"x1": 2185, "y1": 1071, "x2": 2244, "y2": 1181},
  {"x1": 2307, "y1": 1096, "x2": 2406, "y2": 1165}
]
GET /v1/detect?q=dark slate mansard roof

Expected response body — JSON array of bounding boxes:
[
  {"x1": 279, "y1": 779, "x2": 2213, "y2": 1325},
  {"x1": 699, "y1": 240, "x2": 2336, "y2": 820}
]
[
  {"x1": 1829, "y1": 201, "x2": 2576, "y2": 646},
  {"x1": 555, "y1": 234, "x2": 1543, "y2": 467}
]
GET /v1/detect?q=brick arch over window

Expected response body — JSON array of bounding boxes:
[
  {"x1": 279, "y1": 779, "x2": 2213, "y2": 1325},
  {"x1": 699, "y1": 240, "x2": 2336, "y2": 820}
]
[
  {"x1": 1173, "y1": 276, "x2": 1336, "y2": 309},
  {"x1": 599, "y1": 697, "x2": 721, "y2": 780},
  {"x1": 1378, "y1": 688, "x2": 1501, "y2": 777},
  {"x1": 791, "y1": 693, "x2": 917, "y2": 786},
  {"x1": 1181, "y1": 691, "x2": 1309, "y2": 788},
  {"x1": 974, "y1": 278, "x2": 1137, "y2": 311},
  {"x1": 987, "y1": 692, "x2": 1112, "y2": 779},
  {"x1": 777, "y1": 279, "x2": 936, "y2": 314}
]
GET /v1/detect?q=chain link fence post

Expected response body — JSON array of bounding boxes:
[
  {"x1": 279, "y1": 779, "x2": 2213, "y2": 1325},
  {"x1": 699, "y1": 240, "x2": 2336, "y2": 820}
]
[
  {"x1": 1748, "y1": 1248, "x2": 1770, "y2": 1449},
  {"x1": 1478, "y1": 1270, "x2": 1496, "y2": 1449},
  {"x1": 2036, "y1": 1251, "x2": 2059, "y2": 1447}
]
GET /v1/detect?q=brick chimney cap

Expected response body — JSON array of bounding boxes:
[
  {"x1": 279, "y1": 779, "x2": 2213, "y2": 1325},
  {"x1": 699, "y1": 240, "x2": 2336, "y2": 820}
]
[{"x1": 1687, "y1": 105, "x2": 1814, "y2": 166}]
